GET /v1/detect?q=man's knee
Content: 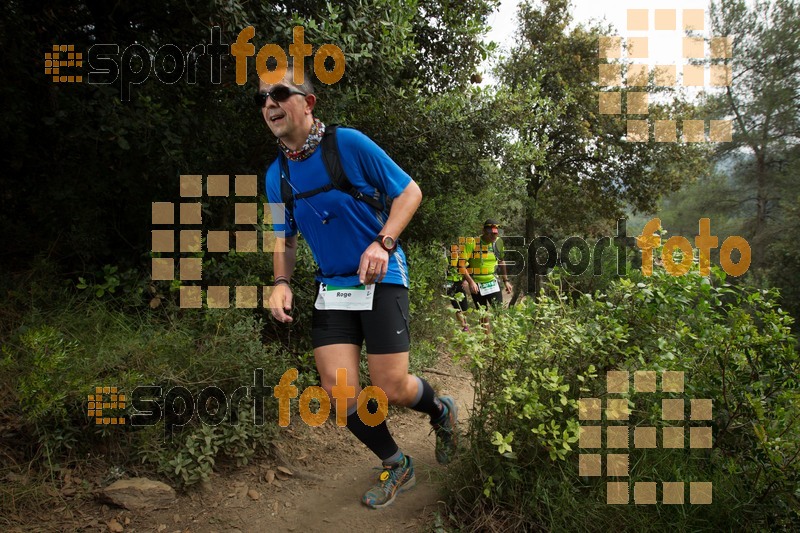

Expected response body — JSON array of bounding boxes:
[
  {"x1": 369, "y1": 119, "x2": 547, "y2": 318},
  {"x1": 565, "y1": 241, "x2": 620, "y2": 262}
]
[
  {"x1": 372, "y1": 376, "x2": 413, "y2": 405},
  {"x1": 319, "y1": 373, "x2": 360, "y2": 409}
]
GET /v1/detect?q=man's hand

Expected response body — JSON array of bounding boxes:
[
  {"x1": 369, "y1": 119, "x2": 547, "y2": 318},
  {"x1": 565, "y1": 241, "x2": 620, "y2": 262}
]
[
  {"x1": 463, "y1": 279, "x2": 479, "y2": 294},
  {"x1": 358, "y1": 242, "x2": 389, "y2": 284},
  {"x1": 504, "y1": 280, "x2": 513, "y2": 294},
  {"x1": 269, "y1": 284, "x2": 294, "y2": 323}
]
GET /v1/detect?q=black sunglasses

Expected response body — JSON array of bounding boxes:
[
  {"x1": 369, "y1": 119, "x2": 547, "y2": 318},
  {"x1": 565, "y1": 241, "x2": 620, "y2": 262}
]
[{"x1": 254, "y1": 86, "x2": 307, "y2": 107}]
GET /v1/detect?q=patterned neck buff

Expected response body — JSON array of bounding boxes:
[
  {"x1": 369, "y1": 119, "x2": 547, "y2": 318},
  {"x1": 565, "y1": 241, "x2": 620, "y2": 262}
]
[{"x1": 279, "y1": 118, "x2": 326, "y2": 162}]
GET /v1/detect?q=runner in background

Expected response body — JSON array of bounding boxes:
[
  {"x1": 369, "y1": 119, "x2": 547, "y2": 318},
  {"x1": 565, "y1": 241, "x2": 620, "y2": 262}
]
[
  {"x1": 461, "y1": 219, "x2": 512, "y2": 334},
  {"x1": 445, "y1": 245, "x2": 470, "y2": 331}
]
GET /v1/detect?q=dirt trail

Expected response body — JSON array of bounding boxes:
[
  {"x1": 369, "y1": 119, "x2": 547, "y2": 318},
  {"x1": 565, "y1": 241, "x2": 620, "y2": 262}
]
[{"x1": 80, "y1": 356, "x2": 474, "y2": 533}]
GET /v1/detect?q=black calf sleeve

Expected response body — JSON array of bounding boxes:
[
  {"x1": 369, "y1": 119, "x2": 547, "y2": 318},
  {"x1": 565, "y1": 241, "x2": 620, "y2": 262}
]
[
  {"x1": 346, "y1": 408, "x2": 399, "y2": 462},
  {"x1": 409, "y1": 376, "x2": 444, "y2": 421}
]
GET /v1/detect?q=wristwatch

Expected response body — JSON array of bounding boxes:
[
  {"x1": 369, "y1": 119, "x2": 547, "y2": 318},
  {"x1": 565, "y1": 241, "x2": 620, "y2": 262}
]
[{"x1": 375, "y1": 234, "x2": 397, "y2": 253}]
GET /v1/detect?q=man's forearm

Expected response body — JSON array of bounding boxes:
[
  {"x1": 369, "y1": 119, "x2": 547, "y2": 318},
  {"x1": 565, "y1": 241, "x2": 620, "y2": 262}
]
[
  {"x1": 379, "y1": 181, "x2": 422, "y2": 239},
  {"x1": 462, "y1": 269, "x2": 475, "y2": 284},
  {"x1": 274, "y1": 236, "x2": 298, "y2": 280}
]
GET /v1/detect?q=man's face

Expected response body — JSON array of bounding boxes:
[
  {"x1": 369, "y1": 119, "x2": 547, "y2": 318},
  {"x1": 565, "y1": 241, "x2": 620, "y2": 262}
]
[
  {"x1": 258, "y1": 71, "x2": 314, "y2": 144},
  {"x1": 483, "y1": 226, "x2": 499, "y2": 242}
]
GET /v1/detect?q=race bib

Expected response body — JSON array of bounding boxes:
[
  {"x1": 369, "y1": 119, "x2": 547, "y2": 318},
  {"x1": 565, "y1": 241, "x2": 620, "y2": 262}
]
[
  {"x1": 478, "y1": 279, "x2": 500, "y2": 296},
  {"x1": 315, "y1": 283, "x2": 375, "y2": 311}
]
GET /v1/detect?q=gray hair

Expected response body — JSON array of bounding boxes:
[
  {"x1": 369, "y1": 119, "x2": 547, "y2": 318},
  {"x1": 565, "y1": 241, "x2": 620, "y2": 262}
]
[
  {"x1": 286, "y1": 58, "x2": 315, "y2": 94},
  {"x1": 257, "y1": 57, "x2": 315, "y2": 95}
]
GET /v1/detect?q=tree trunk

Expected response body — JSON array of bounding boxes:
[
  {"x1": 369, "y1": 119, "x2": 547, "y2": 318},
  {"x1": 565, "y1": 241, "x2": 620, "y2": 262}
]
[
  {"x1": 754, "y1": 151, "x2": 768, "y2": 264},
  {"x1": 509, "y1": 195, "x2": 538, "y2": 306},
  {"x1": 525, "y1": 193, "x2": 539, "y2": 301}
]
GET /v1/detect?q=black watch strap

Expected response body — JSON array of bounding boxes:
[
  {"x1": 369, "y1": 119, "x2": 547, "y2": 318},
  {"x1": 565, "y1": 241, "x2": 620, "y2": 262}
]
[{"x1": 376, "y1": 234, "x2": 397, "y2": 253}]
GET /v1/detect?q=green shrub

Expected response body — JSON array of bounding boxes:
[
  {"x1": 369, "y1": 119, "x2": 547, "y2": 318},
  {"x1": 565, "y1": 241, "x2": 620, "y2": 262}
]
[
  {"x1": 446, "y1": 266, "x2": 799, "y2": 531},
  {"x1": 407, "y1": 240, "x2": 452, "y2": 372},
  {"x1": 2, "y1": 300, "x2": 300, "y2": 488}
]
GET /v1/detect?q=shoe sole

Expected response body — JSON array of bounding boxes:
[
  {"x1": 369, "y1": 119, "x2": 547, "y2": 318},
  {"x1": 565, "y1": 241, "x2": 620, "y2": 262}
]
[{"x1": 364, "y1": 473, "x2": 416, "y2": 510}]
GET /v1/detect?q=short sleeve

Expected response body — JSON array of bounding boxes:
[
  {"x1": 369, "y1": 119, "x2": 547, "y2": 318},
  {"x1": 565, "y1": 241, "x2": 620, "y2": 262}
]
[
  {"x1": 495, "y1": 238, "x2": 505, "y2": 260},
  {"x1": 337, "y1": 129, "x2": 412, "y2": 199}
]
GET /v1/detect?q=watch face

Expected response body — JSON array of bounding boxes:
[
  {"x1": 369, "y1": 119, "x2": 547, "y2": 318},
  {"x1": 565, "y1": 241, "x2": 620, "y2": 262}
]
[{"x1": 383, "y1": 236, "x2": 395, "y2": 249}]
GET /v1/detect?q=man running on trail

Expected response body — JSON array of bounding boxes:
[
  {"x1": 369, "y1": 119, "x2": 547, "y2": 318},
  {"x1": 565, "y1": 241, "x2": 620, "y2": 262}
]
[
  {"x1": 461, "y1": 219, "x2": 512, "y2": 334},
  {"x1": 260, "y1": 64, "x2": 458, "y2": 509}
]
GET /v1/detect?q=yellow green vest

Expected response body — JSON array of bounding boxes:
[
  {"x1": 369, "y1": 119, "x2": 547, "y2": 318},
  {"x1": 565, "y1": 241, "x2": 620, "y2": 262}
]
[{"x1": 464, "y1": 236, "x2": 503, "y2": 283}]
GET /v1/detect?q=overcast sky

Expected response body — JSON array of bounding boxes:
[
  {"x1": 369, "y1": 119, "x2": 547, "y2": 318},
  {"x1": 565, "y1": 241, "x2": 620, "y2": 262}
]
[{"x1": 483, "y1": 0, "x2": 713, "y2": 72}]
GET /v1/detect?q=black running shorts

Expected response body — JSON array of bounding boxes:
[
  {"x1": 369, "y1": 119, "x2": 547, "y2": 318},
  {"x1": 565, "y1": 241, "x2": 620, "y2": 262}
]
[
  {"x1": 447, "y1": 281, "x2": 469, "y2": 311},
  {"x1": 311, "y1": 283, "x2": 411, "y2": 354},
  {"x1": 471, "y1": 282, "x2": 503, "y2": 309}
]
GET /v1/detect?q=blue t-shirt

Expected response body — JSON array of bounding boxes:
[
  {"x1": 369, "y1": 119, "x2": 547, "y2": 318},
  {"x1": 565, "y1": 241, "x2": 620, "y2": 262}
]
[{"x1": 265, "y1": 127, "x2": 412, "y2": 287}]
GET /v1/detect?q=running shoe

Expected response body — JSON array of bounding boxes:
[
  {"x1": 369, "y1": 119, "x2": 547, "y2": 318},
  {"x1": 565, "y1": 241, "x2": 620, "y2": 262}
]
[
  {"x1": 361, "y1": 455, "x2": 416, "y2": 509},
  {"x1": 432, "y1": 396, "x2": 458, "y2": 464}
]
